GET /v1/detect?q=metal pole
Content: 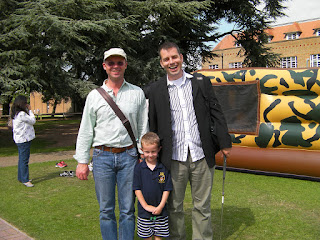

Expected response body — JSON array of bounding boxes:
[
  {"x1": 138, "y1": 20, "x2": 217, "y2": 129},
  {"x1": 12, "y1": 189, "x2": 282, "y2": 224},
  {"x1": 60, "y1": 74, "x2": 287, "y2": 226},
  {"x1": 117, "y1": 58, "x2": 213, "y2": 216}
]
[
  {"x1": 220, "y1": 155, "x2": 227, "y2": 240},
  {"x1": 221, "y1": 53, "x2": 224, "y2": 69}
]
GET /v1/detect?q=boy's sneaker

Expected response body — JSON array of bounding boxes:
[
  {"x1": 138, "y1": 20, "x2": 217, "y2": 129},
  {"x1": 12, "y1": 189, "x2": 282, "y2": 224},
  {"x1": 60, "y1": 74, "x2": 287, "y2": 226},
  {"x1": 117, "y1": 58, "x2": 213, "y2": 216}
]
[
  {"x1": 23, "y1": 181, "x2": 34, "y2": 187},
  {"x1": 55, "y1": 161, "x2": 67, "y2": 168},
  {"x1": 59, "y1": 171, "x2": 75, "y2": 177},
  {"x1": 60, "y1": 161, "x2": 67, "y2": 167},
  {"x1": 55, "y1": 162, "x2": 63, "y2": 168},
  {"x1": 88, "y1": 162, "x2": 93, "y2": 171},
  {"x1": 68, "y1": 171, "x2": 75, "y2": 177}
]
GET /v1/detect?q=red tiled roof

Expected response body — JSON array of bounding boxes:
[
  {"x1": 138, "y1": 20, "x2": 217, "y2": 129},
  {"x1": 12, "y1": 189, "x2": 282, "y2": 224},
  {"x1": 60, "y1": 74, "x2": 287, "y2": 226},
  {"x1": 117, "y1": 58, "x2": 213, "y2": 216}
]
[
  {"x1": 283, "y1": 22, "x2": 302, "y2": 34},
  {"x1": 214, "y1": 34, "x2": 237, "y2": 50},
  {"x1": 213, "y1": 19, "x2": 320, "y2": 50}
]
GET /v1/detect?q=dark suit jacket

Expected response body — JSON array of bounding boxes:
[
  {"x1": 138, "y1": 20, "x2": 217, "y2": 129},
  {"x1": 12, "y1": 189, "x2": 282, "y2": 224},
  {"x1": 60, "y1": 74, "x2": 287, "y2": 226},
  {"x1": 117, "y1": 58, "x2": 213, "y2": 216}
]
[{"x1": 148, "y1": 72, "x2": 232, "y2": 170}]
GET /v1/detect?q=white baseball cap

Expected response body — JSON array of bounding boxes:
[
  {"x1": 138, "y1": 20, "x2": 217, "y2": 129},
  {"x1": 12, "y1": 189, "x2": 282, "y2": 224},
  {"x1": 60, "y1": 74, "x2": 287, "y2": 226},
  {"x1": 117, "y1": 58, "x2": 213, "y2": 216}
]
[{"x1": 103, "y1": 48, "x2": 127, "y2": 61}]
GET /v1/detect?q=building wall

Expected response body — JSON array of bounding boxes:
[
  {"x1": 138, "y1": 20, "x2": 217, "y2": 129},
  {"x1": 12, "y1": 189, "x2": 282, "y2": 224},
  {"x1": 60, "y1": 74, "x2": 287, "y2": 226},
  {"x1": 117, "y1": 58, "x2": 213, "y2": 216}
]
[
  {"x1": 203, "y1": 47, "x2": 245, "y2": 70},
  {"x1": 0, "y1": 93, "x2": 73, "y2": 117},
  {"x1": 30, "y1": 92, "x2": 73, "y2": 114},
  {"x1": 269, "y1": 37, "x2": 320, "y2": 68},
  {"x1": 202, "y1": 19, "x2": 320, "y2": 70},
  {"x1": 202, "y1": 36, "x2": 320, "y2": 69}
]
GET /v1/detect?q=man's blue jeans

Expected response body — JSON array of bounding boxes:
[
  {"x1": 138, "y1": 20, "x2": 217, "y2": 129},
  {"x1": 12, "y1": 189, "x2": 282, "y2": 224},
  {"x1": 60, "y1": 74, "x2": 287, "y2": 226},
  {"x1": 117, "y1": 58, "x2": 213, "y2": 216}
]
[
  {"x1": 16, "y1": 141, "x2": 32, "y2": 183},
  {"x1": 92, "y1": 147, "x2": 138, "y2": 240}
]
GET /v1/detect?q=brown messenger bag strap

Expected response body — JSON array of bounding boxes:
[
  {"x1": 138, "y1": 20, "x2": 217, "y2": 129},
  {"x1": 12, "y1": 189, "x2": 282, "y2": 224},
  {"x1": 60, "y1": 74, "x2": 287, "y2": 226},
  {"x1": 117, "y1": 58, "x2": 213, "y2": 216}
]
[{"x1": 96, "y1": 87, "x2": 137, "y2": 148}]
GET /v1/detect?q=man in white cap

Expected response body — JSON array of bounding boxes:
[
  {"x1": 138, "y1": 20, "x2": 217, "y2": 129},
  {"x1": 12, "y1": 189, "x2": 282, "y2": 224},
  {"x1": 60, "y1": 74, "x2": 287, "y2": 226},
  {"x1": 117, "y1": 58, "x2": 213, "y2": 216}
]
[{"x1": 74, "y1": 48, "x2": 149, "y2": 240}]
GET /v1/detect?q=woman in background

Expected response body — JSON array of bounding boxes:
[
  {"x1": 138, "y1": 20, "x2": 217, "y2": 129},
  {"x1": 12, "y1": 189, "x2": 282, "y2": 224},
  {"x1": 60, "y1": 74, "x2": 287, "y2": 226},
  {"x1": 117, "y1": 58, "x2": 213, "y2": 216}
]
[{"x1": 11, "y1": 95, "x2": 36, "y2": 187}]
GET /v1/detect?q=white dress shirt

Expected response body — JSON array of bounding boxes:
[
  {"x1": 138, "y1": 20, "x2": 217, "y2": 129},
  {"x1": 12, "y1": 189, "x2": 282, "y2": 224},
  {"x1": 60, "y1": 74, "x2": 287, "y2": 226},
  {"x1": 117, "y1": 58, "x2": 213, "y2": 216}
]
[{"x1": 167, "y1": 72, "x2": 205, "y2": 162}]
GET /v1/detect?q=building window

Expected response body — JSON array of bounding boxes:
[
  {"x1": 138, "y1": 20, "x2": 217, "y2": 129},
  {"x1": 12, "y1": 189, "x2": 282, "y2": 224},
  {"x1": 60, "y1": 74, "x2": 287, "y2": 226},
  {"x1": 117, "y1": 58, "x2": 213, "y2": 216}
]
[
  {"x1": 209, "y1": 64, "x2": 219, "y2": 69},
  {"x1": 315, "y1": 29, "x2": 320, "y2": 36},
  {"x1": 310, "y1": 54, "x2": 320, "y2": 67},
  {"x1": 281, "y1": 56, "x2": 297, "y2": 68},
  {"x1": 267, "y1": 36, "x2": 274, "y2": 42},
  {"x1": 229, "y1": 62, "x2": 242, "y2": 68},
  {"x1": 235, "y1": 42, "x2": 241, "y2": 47},
  {"x1": 286, "y1": 32, "x2": 300, "y2": 40}
]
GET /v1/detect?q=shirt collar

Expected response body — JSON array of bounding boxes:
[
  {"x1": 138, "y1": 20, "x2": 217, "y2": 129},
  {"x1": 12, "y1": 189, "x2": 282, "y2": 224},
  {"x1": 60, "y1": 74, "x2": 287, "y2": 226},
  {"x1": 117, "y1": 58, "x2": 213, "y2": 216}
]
[
  {"x1": 102, "y1": 79, "x2": 128, "y2": 92},
  {"x1": 141, "y1": 160, "x2": 162, "y2": 170},
  {"x1": 166, "y1": 71, "x2": 193, "y2": 87}
]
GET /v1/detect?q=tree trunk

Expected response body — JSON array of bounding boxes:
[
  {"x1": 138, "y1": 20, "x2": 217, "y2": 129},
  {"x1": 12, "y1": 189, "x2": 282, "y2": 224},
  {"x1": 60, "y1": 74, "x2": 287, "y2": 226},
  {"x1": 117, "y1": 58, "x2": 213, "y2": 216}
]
[{"x1": 51, "y1": 99, "x2": 57, "y2": 117}]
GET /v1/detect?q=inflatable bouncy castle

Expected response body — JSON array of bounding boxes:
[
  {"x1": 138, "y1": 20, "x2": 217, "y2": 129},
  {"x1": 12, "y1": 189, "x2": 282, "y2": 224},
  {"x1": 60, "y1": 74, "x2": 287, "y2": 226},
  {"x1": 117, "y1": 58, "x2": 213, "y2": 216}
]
[{"x1": 197, "y1": 68, "x2": 320, "y2": 179}]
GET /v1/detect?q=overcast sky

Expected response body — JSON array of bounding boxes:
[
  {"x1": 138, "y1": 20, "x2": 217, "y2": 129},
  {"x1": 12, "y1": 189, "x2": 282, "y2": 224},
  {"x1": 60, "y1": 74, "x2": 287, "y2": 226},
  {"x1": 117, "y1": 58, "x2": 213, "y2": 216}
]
[
  {"x1": 275, "y1": 0, "x2": 320, "y2": 25},
  {"x1": 208, "y1": 0, "x2": 320, "y2": 49}
]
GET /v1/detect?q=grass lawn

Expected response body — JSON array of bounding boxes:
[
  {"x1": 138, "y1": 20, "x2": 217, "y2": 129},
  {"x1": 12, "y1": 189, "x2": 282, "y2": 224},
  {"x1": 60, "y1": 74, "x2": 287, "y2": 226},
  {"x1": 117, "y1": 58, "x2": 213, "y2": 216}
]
[
  {"x1": 1, "y1": 119, "x2": 319, "y2": 239},
  {"x1": 0, "y1": 159, "x2": 319, "y2": 240}
]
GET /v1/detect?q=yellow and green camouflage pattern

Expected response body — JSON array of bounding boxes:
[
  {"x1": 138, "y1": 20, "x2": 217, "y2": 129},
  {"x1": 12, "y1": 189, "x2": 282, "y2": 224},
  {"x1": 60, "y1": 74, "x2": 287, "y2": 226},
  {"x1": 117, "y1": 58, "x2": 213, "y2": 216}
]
[{"x1": 198, "y1": 68, "x2": 320, "y2": 151}]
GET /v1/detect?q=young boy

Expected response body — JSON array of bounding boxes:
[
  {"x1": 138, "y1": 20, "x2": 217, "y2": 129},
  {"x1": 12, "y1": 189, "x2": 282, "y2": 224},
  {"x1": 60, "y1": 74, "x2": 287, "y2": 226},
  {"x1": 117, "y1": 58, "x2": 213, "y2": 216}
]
[{"x1": 133, "y1": 132, "x2": 173, "y2": 239}]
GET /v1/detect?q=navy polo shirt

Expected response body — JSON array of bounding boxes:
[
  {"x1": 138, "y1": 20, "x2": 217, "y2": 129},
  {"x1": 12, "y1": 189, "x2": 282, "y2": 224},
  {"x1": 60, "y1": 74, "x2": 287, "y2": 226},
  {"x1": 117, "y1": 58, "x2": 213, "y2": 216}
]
[{"x1": 133, "y1": 160, "x2": 173, "y2": 219}]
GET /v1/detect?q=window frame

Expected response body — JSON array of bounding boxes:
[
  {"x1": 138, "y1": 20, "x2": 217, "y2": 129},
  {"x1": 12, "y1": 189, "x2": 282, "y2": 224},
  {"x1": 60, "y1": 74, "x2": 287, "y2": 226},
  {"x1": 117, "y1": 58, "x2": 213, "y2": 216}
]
[
  {"x1": 267, "y1": 36, "x2": 274, "y2": 42},
  {"x1": 280, "y1": 56, "x2": 297, "y2": 68},
  {"x1": 310, "y1": 54, "x2": 320, "y2": 67},
  {"x1": 229, "y1": 62, "x2": 243, "y2": 69},
  {"x1": 209, "y1": 64, "x2": 219, "y2": 69},
  {"x1": 286, "y1": 32, "x2": 300, "y2": 40}
]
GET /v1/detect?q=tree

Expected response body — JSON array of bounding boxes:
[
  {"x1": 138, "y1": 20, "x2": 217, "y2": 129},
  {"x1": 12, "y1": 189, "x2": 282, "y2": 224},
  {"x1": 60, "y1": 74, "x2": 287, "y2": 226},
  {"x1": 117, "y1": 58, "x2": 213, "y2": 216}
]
[
  {"x1": 121, "y1": 0, "x2": 286, "y2": 73},
  {"x1": 0, "y1": 0, "x2": 138, "y2": 112},
  {"x1": 0, "y1": 0, "x2": 287, "y2": 112}
]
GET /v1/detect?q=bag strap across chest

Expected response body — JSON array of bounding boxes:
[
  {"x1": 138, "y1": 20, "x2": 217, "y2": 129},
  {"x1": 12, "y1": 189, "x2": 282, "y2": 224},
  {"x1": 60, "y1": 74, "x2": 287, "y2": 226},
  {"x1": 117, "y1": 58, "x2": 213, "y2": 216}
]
[{"x1": 96, "y1": 87, "x2": 137, "y2": 148}]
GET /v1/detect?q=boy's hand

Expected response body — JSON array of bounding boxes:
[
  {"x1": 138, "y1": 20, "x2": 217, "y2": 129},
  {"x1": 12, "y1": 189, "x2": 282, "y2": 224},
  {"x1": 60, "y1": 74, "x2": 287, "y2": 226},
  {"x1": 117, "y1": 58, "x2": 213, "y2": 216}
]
[
  {"x1": 139, "y1": 154, "x2": 145, "y2": 163},
  {"x1": 152, "y1": 205, "x2": 164, "y2": 215},
  {"x1": 144, "y1": 205, "x2": 156, "y2": 213}
]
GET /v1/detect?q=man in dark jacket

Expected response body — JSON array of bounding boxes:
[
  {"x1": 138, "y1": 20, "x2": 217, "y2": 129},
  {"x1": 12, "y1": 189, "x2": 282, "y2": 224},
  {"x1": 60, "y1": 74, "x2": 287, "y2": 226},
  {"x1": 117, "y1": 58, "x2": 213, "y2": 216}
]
[{"x1": 148, "y1": 42, "x2": 231, "y2": 240}]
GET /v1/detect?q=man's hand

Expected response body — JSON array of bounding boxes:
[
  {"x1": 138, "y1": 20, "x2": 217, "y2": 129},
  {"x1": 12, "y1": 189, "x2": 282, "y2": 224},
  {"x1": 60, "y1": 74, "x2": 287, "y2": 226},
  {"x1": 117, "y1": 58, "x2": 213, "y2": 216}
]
[
  {"x1": 76, "y1": 163, "x2": 90, "y2": 180},
  {"x1": 221, "y1": 148, "x2": 231, "y2": 158}
]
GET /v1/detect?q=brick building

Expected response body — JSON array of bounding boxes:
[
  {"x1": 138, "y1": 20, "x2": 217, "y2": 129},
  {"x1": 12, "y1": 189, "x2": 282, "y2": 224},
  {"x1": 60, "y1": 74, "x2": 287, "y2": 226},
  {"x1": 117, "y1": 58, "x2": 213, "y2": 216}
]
[
  {"x1": 202, "y1": 18, "x2": 320, "y2": 69},
  {"x1": 0, "y1": 93, "x2": 73, "y2": 117},
  {"x1": 30, "y1": 92, "x2": 73, "y2": 115}
]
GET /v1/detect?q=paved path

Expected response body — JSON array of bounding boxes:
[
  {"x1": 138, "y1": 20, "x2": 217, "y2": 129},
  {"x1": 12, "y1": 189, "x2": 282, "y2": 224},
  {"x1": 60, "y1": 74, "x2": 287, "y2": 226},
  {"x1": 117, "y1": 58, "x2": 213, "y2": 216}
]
[
  {"x1": 0, "y1": 150, "x2": 77, "y2": 239},
  {"x1": 0, "y1": 150, "x2": 75, "y2": 168},
  {"x1": 0, "y1": 218, "x2": 33, "y2": 240}
]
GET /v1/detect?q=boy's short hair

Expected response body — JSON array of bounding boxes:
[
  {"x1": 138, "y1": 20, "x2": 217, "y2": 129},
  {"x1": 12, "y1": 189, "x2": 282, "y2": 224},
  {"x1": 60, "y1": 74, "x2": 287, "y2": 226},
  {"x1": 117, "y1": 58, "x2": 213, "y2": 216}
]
[{"x1": 141, "y1": 132, "x2": 160, "y2": 148}]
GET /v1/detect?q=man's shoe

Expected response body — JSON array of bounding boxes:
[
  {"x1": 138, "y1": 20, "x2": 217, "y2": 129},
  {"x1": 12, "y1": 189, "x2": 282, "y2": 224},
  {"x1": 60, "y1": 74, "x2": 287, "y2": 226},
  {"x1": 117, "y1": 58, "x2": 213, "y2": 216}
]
[{"x1": 23, "y1": 181, "x2": 34, "y2": 187}]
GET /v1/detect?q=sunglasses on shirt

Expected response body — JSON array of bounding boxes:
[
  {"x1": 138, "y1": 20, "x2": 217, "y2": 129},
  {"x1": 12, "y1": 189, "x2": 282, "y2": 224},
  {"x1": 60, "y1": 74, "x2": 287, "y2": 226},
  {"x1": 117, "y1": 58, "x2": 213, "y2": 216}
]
[{"x1": 105, "y1": 61, "x2": 125, "y2": 67}]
